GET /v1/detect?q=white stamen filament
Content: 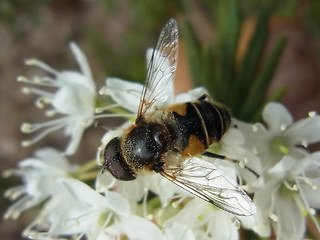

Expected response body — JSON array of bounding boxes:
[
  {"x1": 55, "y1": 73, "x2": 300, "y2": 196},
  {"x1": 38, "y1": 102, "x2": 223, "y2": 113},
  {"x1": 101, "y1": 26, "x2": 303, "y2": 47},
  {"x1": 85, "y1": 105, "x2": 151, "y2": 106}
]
[
  {"x1": 284, "y1": 180, "x2": 298, "y2": 191},
  {"x1": 172, "y1": 196, "x2": 185, "y2": 208},
  {"x1": 95, "y1": 104, "x2": 120, "y2": 114},
  {"x1": 295, "y1": 180, "x2": 320, "y2": 231},
  {"x1": 21, "y1": 120, "x2": 68, "y2": 147},
  {"x1": 2, "y1": 169, "x2": 23, "y2": 178},
  {"x1": 21, "y1": 117, "x2": 69, "y2": 133},
  {"x1": 18, "y1": 75, "x2": 58, "y2": 87},
  {"x1": 269, "y1": 187, "x2": 278, "y2": 222},
  {"x1": 21, "y1": 86, "x2": 54, "y2": 99},
  {"x1": 4, "y1": 195, "x2": 38, "y2": 220},
  {"x1": 92, "y1": 113, "x2": 136, "y2": 120},
  {"x1": 4, "y1": 186, "x2": 26, "y2": 200},
  {"x1": 25, "y1": 58, "x2": 58, "y2": 75}
]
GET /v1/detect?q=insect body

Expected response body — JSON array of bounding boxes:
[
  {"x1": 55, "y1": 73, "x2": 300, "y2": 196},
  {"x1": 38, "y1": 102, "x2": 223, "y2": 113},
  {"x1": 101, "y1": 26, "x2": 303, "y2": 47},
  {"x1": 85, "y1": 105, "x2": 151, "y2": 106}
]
[{"x1": 102, "y1": 19, "x2": 256, "y2": 216}]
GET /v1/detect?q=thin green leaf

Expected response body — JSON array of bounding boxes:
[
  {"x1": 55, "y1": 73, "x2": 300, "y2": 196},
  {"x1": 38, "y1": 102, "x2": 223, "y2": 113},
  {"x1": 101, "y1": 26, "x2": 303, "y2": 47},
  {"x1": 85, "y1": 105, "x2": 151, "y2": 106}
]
[
  {"x1": 239, "y1": 34, "x2": 287, "y2": 121},
  {"x1": 231, "y1": 8, "x2": 269, "y2": 112},
  {"x1": 214, "y1": 0, "x2": 239, "y2": 101},
  {"x1": 181, "y1": 20, "x2": 202, "y2": 86}
]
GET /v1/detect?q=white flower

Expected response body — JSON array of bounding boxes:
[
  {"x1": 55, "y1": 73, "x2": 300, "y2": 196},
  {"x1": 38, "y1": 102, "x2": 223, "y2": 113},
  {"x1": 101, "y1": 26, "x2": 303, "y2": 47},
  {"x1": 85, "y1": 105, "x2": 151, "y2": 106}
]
[
  {"x1": 237, "y1": 102, "x2": 320, "y2": 167},
  {"x1": 3, "y1": 148, "x2": 77, "y2": 220},
  {"x1": 34, "y1": 178, "x2": 165, "y2": 240},
  {"x1": 234, "y1": 102, "x2": 320, "y2": 238},
  {"x1": 165, "y1": 198, "x2": 239, "y2": 240},
  {"x1": 164, "y1": 222, "x2": 195, "y2": 240},
  {"x1": 253, "y1": 152, "x2": 320, "y2": 240},
  {"x1": 18, "y1": 43, "x2": 96, "y2": 155}
]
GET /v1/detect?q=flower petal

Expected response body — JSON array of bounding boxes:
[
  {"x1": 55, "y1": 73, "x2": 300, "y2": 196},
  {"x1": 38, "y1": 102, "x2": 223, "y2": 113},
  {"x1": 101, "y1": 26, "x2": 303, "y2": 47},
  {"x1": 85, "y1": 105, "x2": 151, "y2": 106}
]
[
  {"x1": 175, "y1": 87, "x2": 208, "y2": 103},
  {"x1": 275, "y1": 195, "x2": 305, "y2": 240},
  {"x1": 53, "y1": 78, "x2": 94, "y2": 115},
  {"x1": 59, "y1": 178, "x2": 130, "y2": 216},
  {"x1": 70, "y1": 42, "x2": 95, "y2": 91},
  {"x1": 285, "y1": 115, "x2": 320, "y2": 145},
  {"x1": 262, "y1": 102, "x2": 293, "y2": 133},
  {"x1": 107, "y1": 214, "x2": 164, "y2": 240},
  {"x1": 268, "y1": 155, "x2": 296, "y2": 175},
  {"x1": 164, "y1": 222, "x2": 195, "y2": 240},
  {"x1": 105, "y1": 77, "x2": 143, "y2": 113}
]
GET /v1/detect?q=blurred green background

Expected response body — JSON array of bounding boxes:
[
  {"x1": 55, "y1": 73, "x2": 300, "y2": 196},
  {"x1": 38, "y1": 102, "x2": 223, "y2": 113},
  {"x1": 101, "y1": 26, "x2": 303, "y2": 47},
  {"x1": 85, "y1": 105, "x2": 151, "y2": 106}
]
[{"x1": 1, "y1": 0, "x2": 320, "y2": 239}]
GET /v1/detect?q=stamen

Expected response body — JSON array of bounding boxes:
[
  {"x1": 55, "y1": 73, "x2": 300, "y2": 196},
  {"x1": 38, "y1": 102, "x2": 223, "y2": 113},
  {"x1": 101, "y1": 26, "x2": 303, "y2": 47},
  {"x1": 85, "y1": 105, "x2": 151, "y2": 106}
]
[
  {"x1": 99, "y1": 86, "x2": 107, "y2": 95},
  {"x1": 308, "y1": 111, "x2": 317, "y2": 117},
  {"x1": 21, "y1": 120, "x2": 68, "y2": 147},
  {"x1": 172, "y1": 197, "x2": 185, "y2": 208},
  {"x1": 2, "y1": 169, "x2": 22, "y2": 178},
  {"x1": 89, "y1": 113, "x2": 136, "y2": 120},
  {"x1": 36, "y1": 97, "x2": 52, "y2": 109},
  {"x1": 4, "y1": 186, "x2": 26, "y2": 200},
  {"x1": 74, "y1": 232, "x2": 86, "y2": 240},
  {"x1": 21, "y1": 117, "x2": 69, "y2": 133},
  {"x1": 25, "y1": 58, "x2": 58, "y2": 75},
  {"x1": 252, "y1": 125, "x2": 259, "y2": 132},
  {"x1": 269, "y1": 188, "x2": 278, "y2": 221},
  {"x1": 4, "y1": 195, "x2": 36, "y2": 220},
  {"x1": 95, "y1": 104, "x2": 120, "y2": 114},
  {"x1": 45, "y1": 109, "x2": 58, "y2": 117},
  {"x1": 21, "y1": 87, "x2": 31, "y2": 94},
  {"x1": 301, "y1": 139, "x2": 308, "y2": 148},
  {"x1": 294, "y1": 181, "x2": 320, "y2": 232},
  {"x1": 280, "y1": 123, "x2": 287, "y2": 131},
  {"x1": 284, "y1": 180, "x2": 298, "y2": 191},
  {"x1": 293, "y1": 194, "x2": 308, "y2": 216},
  {"x1": 22, "y1": 218, "x2": 44, "y2": 239},
  {"x1": 297, "y1": 174, "x2": 320, "y2": 190},
  {"x1": 269, "y1": 214, "x2": 278, "y2": 222},
  {"x1": 21, "y1": 140, "x2": 32, "y2": 147},
  {"x1": 238, "y1": 160, "x2": 245, "y2": 169},
  {"x1": 21, "y1": 86, "x2": 54, "y2": 98},
  {"x1": 18, "y1": 75, "x2": 57, "y2": 87},
  {"x1": 309, "y1": 208, "x2": 316, "y2": 215},
  {"x1": 17, "y1": 76, "x2": 29, "y2": 82}
]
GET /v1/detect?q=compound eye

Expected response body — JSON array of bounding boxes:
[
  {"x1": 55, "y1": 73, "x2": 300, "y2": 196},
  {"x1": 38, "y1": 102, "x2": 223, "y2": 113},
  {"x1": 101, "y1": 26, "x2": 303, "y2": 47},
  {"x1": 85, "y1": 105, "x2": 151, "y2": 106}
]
[{"x1": 103, "y1": 137, "x2": 136, "y2": 181}]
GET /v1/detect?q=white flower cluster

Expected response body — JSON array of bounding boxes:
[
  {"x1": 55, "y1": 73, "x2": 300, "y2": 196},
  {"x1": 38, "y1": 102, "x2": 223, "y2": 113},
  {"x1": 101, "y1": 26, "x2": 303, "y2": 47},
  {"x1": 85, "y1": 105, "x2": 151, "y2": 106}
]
[{"x1": 4, "y1": 43, "x2": 320, "y2": 240}]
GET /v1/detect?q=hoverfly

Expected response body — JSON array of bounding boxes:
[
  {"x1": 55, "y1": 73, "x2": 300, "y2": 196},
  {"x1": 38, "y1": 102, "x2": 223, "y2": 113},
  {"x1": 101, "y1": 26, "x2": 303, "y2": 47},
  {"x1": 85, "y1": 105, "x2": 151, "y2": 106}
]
[{"x1": 102, "y1": 19, "x2": 256, "y2": 216}]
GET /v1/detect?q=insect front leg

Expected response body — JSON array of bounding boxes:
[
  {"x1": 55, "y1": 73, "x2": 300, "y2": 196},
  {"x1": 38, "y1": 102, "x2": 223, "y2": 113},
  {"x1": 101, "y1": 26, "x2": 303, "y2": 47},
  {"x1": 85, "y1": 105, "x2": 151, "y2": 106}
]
[
  {"x1": 197, "y1": 94, "x2": 210, "y2": 102},
  {"x1": 202, "y1": 151, "x2": 259, "y2": 177}
]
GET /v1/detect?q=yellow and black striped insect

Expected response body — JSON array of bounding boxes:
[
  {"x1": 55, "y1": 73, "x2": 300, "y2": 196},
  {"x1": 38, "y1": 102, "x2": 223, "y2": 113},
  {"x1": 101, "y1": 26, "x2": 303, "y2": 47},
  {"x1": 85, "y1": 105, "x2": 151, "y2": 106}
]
[{"x1": 102, "y1": 19, "x2": 256, "y2": 216}]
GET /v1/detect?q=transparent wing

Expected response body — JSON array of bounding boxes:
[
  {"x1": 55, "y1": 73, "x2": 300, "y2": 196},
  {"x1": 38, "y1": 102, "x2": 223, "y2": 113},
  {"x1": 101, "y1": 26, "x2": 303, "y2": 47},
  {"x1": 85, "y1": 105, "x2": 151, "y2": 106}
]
[
  {"x1": 160, "y1": 157, "x2": 256, "y2": 216},
  {"x1": 137, "y1": 18, "x2": 179, "y2": 120}
]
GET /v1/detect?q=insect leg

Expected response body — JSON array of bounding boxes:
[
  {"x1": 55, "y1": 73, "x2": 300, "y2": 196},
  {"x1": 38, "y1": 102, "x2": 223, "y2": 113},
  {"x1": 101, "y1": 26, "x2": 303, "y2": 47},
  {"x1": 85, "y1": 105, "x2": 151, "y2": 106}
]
[
  {"x1": 202, "y1": 151, "x2": 259, "y2": 177},
  {"x1": 197, "y1": 94, "x2": 210, "y2": 101}
]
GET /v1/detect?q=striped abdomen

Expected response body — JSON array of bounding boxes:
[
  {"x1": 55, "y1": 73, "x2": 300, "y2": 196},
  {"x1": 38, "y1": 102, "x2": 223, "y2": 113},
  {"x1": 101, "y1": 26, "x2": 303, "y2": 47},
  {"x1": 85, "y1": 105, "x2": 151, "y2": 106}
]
[{"x1": 165, "y1": 101, "x2": 231, "y2": 157}]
